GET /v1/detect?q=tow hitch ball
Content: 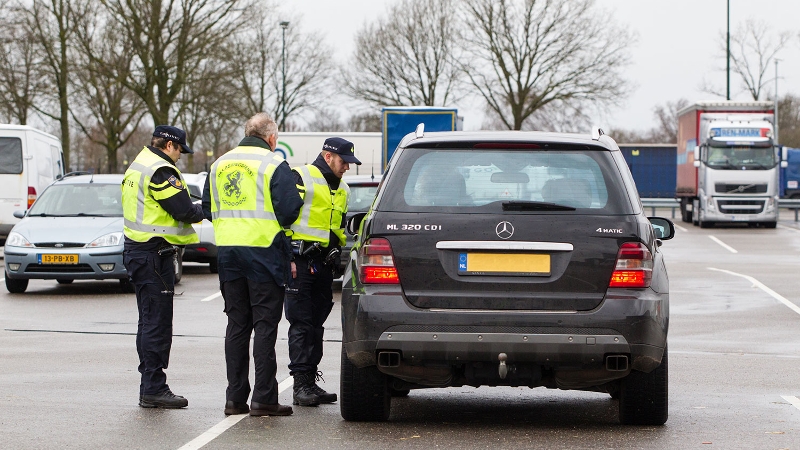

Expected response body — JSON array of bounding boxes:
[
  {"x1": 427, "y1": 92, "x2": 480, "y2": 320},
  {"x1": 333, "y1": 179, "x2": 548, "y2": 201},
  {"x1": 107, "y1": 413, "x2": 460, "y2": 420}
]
[{"x1": 498, "y1": 353, "x2": 508, "y2": 379}]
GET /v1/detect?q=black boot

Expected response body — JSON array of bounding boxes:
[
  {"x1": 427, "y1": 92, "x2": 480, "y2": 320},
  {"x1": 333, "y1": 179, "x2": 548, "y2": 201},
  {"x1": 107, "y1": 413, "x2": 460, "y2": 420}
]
[
  {"x1": 309, "y1": 371, "x2": 337, "y2": 404},
  {"x1": 292, "y1": 372, "x2": 320, "y2": 406}
]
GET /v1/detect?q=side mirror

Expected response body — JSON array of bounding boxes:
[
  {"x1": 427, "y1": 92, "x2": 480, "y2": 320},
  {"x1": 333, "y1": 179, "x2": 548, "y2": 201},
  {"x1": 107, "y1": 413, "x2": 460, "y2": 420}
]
[
  {"x1": 346, "y1": 212, "x2": 367, "y2": 236},
  {"x1": 13, "y1": 210, "x2": 26, "y2": 219},
  {"x1": 648, "y1": 217, "x2": 675, "y2": 240}
]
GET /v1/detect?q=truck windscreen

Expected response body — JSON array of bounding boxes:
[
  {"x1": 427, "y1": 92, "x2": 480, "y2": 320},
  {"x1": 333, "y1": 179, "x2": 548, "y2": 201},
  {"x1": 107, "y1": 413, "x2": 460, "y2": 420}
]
[{"x1": 705, "y1": 145, "x2": 776, "y2": 170}]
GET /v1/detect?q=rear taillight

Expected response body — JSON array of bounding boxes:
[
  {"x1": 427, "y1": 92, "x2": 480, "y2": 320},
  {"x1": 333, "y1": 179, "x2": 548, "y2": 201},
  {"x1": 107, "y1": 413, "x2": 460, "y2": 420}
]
[
  {"x1": 27, "y1": 186, "x2": 37, "y2": 209},
  {"x1": 359, "y1": 238, "x2": 399, "y2": 284},
  {"x1": 608, "y1": 242, "x2": 653, "y2": 288}
]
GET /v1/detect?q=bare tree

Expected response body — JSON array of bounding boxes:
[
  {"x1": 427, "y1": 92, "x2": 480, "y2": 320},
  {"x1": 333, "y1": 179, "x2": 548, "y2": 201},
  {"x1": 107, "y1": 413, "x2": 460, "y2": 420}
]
[
  {"x1": 306, "y1": 108, "x2": 344, "y2": 132},
  {"x1": 0, "y1": 6, "x2": 46, "y2": 125},
  {"x1": 228, "y1": 9, "x2": 334, "y2": 131},
  {"x1": 607, "y1": 99, "x2": 689, "y2": 144},
  {"x1": 778, "y1": 94, "x2": 800, "y2": 148},
  {"x1": 343, "y1": 0, "x2": 461, "y2": 108},
  {"x1": 703, "y1": 20, "x2": 790, "y2": 100},
  {"x1": 346, "y1": 112, "x2": 382, "y2": 132},
  {"x1": 97, "y1": 0, "x2": 248, "y2": 125},
  {"x1": 650, "y1": 99, "x2": 689, "y2": 143},
  {"x1": 22, "y1": 0, "x2": 88, "y2": 169},
  {"x1": 461, "y1": 0, "x2": 633, "y2": 130},
  {"x1": 71, "y1": 8, "x2": 146, "y2": 173}
]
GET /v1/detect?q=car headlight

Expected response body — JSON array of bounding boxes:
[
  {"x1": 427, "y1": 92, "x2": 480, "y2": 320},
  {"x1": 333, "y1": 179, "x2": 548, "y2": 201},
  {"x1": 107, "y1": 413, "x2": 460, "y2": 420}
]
[
  {"x1": 86, "y1": 232, "x2": 123, "y2": 248},
  {"x1": 5, "y1": 231, "x2": 33, "y2": 248}
]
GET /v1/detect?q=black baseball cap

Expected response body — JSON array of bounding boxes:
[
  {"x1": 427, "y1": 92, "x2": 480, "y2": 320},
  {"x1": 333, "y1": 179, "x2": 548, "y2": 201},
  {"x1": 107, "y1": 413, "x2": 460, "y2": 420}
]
[
  {"x1": 322, "y1": 137, "x2": 361, "y2": 165},
  {"x1": 153, "y1": 125, "x2": 193, "y2": 154}
]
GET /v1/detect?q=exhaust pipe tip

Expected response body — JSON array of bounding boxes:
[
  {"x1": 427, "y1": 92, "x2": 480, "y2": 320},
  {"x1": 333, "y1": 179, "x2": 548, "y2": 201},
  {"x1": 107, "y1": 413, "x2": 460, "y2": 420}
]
[
  {"x1": 605, "y1": 354, "x2": 629, "y2": 371},
  {"x1": 378, "y1": 351, "x2": 401, "y2": 368}
]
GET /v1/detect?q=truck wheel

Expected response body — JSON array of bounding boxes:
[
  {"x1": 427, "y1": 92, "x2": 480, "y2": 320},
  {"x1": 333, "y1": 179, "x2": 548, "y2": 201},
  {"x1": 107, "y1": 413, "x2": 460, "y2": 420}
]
[
  {"x1": 340, "y1": 346, "x2": 390, "y2": 421},
  {"x1": 619, "y1": 345, "x2": 668, "y2": 425},
  {"x1": 680, "y1": 202, "x2": 692, "y2": 223},
  {"x1": 5, "y1": 277, "x2": 28, "y2": 294}
]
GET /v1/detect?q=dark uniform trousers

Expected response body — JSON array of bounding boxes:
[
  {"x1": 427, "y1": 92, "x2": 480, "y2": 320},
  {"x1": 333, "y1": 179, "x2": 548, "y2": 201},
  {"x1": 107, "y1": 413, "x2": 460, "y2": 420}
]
[
  {"x1": 285, "y1": 253, "x2": 335, "y2": 376},
  {"x1": 222, "y1": 277, "x2": 285, "y2": 405},
  {"x1": 123, "y1": 248, "x2": 175, "y2": 396}
]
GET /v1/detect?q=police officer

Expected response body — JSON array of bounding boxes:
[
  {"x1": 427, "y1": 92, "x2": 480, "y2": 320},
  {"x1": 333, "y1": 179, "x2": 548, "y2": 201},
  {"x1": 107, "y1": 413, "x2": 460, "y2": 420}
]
[
  {"x1": 286, "y1": 137, "x2": 360, "y2": 406},
  {"x1": 122, "y1": 125, "x2": 204, "y2": 409},
  {"x1": 202, "y1": 112, "x2": 302, "y2": 417}
]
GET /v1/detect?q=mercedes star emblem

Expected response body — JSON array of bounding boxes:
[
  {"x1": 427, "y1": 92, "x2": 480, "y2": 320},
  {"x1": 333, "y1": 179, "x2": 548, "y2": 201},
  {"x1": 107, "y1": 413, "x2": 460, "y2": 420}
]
[{"x1": 495, "y1": 221, "x2": 514, "y2": 239}]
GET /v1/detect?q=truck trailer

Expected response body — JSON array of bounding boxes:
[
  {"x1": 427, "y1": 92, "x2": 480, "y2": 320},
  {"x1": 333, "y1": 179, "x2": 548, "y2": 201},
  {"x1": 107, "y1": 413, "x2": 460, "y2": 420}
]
[{"x1": 676, "y1": 101, "x2": 780, "y2": 228}]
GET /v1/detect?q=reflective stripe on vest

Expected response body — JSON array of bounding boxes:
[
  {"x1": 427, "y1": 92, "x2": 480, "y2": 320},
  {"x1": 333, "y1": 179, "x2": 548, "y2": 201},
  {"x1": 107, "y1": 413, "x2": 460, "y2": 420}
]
[
  {"x1": 209, "y1": 147, "x2": 285, "y2": 247},
  {"x1": 122, "y1": 148, "x2": 198, "y2": 245},
  {"x1": 290, "y1": 165, "x2": 350, "y2": 247}
]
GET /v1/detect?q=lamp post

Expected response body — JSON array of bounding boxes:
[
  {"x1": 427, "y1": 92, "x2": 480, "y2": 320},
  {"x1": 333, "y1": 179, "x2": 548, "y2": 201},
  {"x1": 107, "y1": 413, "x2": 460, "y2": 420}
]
[
  {"x1": 726, "y1": 0, "x2": 730, "y2": 101},
  {"x1": 280, "y1": 21, "x2": 290, "y2": 132},
  {"x1": 775, "y1": 59, "x2": 780, "y2": 145}
]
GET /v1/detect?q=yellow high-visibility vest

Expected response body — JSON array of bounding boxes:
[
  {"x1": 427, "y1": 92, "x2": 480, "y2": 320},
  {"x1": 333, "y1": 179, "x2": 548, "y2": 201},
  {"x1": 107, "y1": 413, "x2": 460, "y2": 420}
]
[
  {"x1": 209, "y1": 146, "x2": 285, "y2": 247},
  {"x1": 122, "y1": 147, "x2": 198, "y2": 245},
  {"x1": 290, "y1": 164, "x2": 349, "y2": 247}
]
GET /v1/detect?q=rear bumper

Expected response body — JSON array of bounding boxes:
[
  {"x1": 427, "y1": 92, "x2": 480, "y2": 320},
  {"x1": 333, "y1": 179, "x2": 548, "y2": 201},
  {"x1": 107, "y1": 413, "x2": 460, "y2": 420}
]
[
  {"x1": 342, "y1": 286, "x2": 667, "y2": 388},
  {"x1": 183, "y1": 242, "x2": 217, "y2": 263}
]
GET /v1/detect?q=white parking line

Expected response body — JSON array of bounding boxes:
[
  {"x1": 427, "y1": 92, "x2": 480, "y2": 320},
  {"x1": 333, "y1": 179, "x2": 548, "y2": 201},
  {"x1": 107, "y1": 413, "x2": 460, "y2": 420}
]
[
  {"x1": 177, "y1": 376, "x2": 294, "y2": 450},
  {"x1": 778, "y1": 224, "x2": 800, "y2": 233},
  {"x1": 708, "y1": 235, "x2": 738, "y2": 253},
  {"x1": 200, "y1": 291, "x2": 222, "y2": 302},
  {"x1": 708, "y1": 268, "x2": 800, "y2": 316},
  {"x1": 781, "y1": 395, "x2": 800, "y2": 411}
]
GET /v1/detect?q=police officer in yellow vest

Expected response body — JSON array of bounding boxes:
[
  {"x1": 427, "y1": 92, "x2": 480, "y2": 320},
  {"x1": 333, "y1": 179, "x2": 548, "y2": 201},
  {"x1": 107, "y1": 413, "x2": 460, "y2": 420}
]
[
  {"x1": 286, "y1": 137, "x2": 360, "y2": 407},
  {"x1": 201, "y1": 113, "x2": 302, "y2": 417},
  {"x1": 122, "y1": 125, "x2": 204, "y2": 409}
]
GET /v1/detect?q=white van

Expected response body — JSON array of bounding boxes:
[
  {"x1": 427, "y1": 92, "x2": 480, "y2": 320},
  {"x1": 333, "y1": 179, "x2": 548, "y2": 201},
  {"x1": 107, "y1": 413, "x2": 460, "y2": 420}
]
[{"x1": 0, "y1": 125, "x2": 65, "y2": 241}]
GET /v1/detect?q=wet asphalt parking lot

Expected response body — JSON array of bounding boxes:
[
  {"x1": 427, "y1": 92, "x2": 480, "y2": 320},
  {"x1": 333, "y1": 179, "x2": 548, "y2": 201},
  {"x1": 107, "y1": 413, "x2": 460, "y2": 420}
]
[{"x1": 1, "y1": 213, "x2": 800, "y2": 449}]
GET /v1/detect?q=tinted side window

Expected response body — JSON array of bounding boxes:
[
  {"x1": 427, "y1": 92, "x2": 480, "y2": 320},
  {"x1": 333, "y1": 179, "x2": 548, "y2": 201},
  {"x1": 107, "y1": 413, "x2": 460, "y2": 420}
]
[{"x1": 0, "y1": 137, "x2": 23, "y2": 174}]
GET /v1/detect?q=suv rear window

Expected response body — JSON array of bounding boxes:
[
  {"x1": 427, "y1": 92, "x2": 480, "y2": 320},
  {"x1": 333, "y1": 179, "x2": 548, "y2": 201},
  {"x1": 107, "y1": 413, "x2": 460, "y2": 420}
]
[
  {"x1": 0, "y1": 137, "x2": 23, "y2": 174},
  {"x1": 380, "y1": 148, "x2": 633, "y2": 214}
]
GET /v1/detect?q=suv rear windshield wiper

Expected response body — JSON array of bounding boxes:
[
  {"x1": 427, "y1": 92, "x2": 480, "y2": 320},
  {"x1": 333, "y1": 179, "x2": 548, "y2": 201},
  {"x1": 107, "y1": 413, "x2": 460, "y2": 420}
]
[{"x1": 502, "y1": 201, "x2": 576, "y2": 211}]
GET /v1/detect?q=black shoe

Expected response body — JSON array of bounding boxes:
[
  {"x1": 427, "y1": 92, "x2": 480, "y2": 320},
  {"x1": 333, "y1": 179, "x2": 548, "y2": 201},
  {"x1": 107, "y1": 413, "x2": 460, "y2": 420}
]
[
  {"x1": 310, "y1": 371, "x2": 337, "y2": 404},
  {"x1": 249, "y1": 401, "x2": 293, "y2": 416},
  {"x1": 139, "y1": 390, "x2": 188, "y2": 409},
  {"x1": 292, "y1": 372, "x2": 320, "y2": 406},
  {"x1": 224, "y1": 401, "x2": 249, "y2": 415}
]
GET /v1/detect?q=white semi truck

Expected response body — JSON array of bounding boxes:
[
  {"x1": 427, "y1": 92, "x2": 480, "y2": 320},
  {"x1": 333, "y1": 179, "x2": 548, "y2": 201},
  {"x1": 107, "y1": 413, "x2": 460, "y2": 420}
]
[{"x1": 676, "y1": 101, "x2": 782, "y2": 228}]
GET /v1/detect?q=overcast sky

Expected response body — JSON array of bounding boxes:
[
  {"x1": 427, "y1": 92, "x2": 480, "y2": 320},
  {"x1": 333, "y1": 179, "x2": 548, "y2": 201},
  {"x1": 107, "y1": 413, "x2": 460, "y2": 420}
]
[{"x1": 288, "y1": 0, "x2": 800, "y2": 132}]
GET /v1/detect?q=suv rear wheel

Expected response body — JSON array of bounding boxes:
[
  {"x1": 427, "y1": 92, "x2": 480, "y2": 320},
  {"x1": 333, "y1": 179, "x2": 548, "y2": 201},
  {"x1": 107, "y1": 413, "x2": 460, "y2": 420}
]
[
  {"x1": 619, "y1": 345, "x2": 668, "y2": 425},
  {"x1": 340, "y1": 346, "x2": 390, "y2": 421}
]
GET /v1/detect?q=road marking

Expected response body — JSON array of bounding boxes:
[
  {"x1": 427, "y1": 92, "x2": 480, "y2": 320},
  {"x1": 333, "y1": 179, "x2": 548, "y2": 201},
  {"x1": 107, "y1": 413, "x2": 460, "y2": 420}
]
[
  {"x1": 200, "y1": 291, "x2": 221, "y2": 302},
  {"x1": 782, "y1": 396, "x2": 800, "y2": 411},
  {"x1": 777, "y1": 224, "x2": 800, "y2": 233},
  {"x1": 708, "y1": 268, "x2": 800, "y2": 316},
  {"x1": 708, "y1": 236, "x2": 737, "y2": 253},
  {"x1": 177, "y1": 376, "x2": 294, "y2": 450},
  {"x1": 674, "y1": 224, "x2": 688, "y2": 233}
]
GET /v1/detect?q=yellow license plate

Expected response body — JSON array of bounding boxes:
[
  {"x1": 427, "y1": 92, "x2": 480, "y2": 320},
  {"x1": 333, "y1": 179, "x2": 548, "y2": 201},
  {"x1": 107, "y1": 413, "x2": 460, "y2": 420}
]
[
  {"x1": 458, "y1": 252, "x2": 550, "y2": 276},
  {"x1": 40, "y1": 254, "x2": 79, "y2": 264}
]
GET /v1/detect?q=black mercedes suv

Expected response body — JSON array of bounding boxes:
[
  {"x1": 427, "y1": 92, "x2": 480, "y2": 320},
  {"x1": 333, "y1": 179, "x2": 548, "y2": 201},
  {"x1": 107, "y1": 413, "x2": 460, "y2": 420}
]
[{"x1": 340, "y1": 129, "x2": 675, "y2": 425}]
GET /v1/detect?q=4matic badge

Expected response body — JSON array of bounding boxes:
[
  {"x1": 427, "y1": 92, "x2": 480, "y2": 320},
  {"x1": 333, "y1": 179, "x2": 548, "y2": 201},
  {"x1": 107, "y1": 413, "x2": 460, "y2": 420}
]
[{"x1": 596, "y1": 227, "x2": 623, "y2": 234}]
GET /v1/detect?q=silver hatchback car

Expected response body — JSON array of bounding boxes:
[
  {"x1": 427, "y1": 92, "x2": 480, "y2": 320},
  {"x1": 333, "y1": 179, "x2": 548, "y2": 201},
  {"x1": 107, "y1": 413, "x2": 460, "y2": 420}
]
[{"x1": 4, "y1": 173, "x2": 130, "y2": 293}]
